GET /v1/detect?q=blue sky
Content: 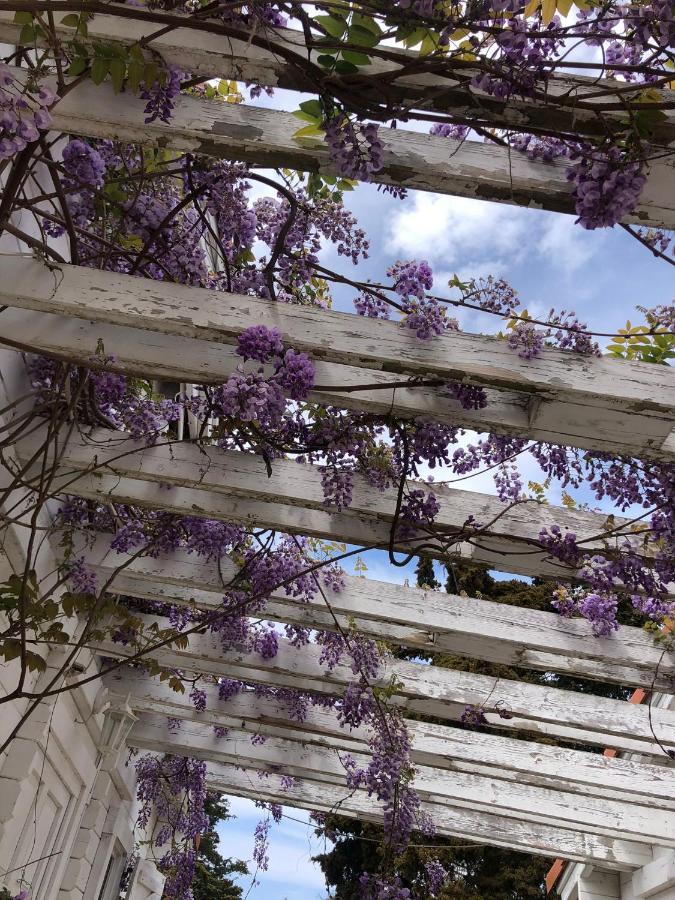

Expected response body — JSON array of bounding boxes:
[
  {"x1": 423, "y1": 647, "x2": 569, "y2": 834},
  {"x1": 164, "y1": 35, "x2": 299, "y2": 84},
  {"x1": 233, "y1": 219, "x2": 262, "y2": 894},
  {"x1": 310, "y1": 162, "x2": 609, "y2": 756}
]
[{"x1": 217, "y1": 177, "x2": 673, "y2": 897}]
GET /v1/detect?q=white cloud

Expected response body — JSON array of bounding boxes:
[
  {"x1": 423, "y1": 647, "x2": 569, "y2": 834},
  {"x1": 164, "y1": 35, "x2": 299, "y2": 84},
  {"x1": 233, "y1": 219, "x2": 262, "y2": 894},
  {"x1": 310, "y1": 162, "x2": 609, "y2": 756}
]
[
  {"x1": 384, "y1": 192, "x2": 601, "y2": 279},
  {"x1": 385, "y1": 194, "x2": 530, "y2": 269},
  {"x1": 536, "y1": 214, "x2": 600, "y2": 273}
]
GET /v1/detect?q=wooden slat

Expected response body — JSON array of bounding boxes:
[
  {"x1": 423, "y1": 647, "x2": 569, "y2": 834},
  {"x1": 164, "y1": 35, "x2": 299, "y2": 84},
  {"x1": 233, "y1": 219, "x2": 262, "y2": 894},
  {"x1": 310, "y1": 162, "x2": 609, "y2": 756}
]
[
  {"x1": 11, "y1": 69, "x2": 675, "y2": 226},
  {"x1": 38, "y1": 467, "x2": 570, "y2": 578},
  {"x1": 202, "y1": 760, "x2": 652, "y2": 869},
  {"x1": 5, "y1": 259, "x2": 674, "y2": 418},
  {"x1": 3, "y1": 306, "x2": 672, "y2": 461},
  {"x1": 2, "y1": 11, "x2": 673, "y2": 146},
  {"x1": 88, "y1": 537, "x2": 675, "y2": 692},
  {"x1": 129, "y1": 713, "x2": 675, "y2": 846},
  {"x1": 17, "y1": 425, "x2": 644, "y2": 582},
  {"x1": 107, "y1": 668, "x2": 675, "y2": 805},
  {"x1": 95, "y1": 622, "x2": 675, "y2": 754}
]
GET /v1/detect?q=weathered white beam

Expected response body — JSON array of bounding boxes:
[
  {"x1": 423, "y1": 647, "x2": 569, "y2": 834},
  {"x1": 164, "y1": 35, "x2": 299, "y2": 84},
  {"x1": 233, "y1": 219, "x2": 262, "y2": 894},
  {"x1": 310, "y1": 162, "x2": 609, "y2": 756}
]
[
  {"x1": 631, "y1": 853, "x2": 675, "y2": 898},
  {"x1": 129, "y1": 713, "x2": 675, "y2": 846},
  {"x1": 4, "y1": 305, "x2": 672, "y2": 461},
  {"x1": 2, "y1": 11, "x2": 672, "y2": 146},
  {"x1": 36, "y1": 467, "x2": 646, "y2": 581},
  {"x1": 107, "y1": 668, "x2": 675, "y2": 806},
  {"x1": 44, "y1": 466, "x2": 566, "y2": 577},
  {"x1": 12, "y1": 69, "x2": 674, "y2": 226},
  {"x1": 18, "y1": 424, "x2": 647, "y2": 580},
  {"x1": 202, "y1": 760, "x2": 652, "y2": 869},
  {"x1": 89, "y1": 537, "x2": 675, "y2": 692},
  {"x1": 97, "y1": 623, "x2": 675, "y2": 754},
  {"x1": 6, "y1": 259, "x2": 675, "y2": 417}
]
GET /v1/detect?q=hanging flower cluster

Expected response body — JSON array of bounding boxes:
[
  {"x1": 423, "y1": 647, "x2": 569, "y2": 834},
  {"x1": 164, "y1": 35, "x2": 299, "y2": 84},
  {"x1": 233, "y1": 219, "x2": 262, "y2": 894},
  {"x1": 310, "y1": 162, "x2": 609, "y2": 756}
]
[{"x1": 0, "y1": 63, "x2": 55, "y2": 159}]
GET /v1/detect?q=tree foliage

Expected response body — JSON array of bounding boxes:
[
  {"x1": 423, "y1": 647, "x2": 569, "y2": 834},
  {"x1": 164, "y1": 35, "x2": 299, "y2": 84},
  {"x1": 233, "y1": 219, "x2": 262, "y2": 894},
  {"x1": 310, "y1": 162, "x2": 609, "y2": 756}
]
[{"x1": 191, "y1": 794, "x2": 247, "y2": 900}]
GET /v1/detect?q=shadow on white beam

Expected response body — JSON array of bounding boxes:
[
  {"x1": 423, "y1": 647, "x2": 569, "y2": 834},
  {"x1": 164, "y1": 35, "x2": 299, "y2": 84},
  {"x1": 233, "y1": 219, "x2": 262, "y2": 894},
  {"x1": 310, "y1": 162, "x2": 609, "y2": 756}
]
[
  {"x1": 10, "y1": 68, "x2": 675, "y2": 227},
  {"x1": 1, "y1": 11, "x2": 673, "y2": 146}
]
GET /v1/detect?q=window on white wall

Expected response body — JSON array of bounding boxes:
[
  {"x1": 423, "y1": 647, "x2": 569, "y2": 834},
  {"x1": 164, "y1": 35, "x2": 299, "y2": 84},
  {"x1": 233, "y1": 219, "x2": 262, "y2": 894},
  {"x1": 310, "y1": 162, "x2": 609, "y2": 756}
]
[{"x1": 97, "y1": 841, "x2": 127, "y2": 900}]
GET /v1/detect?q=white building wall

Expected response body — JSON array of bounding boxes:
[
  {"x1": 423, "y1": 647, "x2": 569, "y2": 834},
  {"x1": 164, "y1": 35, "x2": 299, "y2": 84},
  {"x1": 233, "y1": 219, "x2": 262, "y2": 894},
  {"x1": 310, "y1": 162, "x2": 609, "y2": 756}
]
[{"x1": 0, "y1": 651, "x2": 163, "y2": 899}]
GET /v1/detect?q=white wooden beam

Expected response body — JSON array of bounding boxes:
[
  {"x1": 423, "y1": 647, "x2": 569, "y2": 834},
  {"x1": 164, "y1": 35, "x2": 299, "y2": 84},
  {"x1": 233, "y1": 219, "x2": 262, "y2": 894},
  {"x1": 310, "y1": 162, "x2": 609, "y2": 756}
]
[
  {"x1": 631, "y1": 853, "x2": 675, "y2": 898},
  {"x1": 96, "y1": 623, "x2": 675, "y2": 754},
  {"x1": 17, "y1": 424, "x2": 651, "y2": 581},
  {"x1": 87, "y1": 537, "x2": 675, "y2": 692},
  {"x1": 201, "y1": 760, "x2": 652, "y2": 869},
  {"x1": 11, "y1": 69, "x2": 675, "y2": 226},
  {"x1": 39, "y1": 467, "x2": 569, "y2": 578},
  {"x1": 3, "y1": 305, "x2": 672, "y2": 461},
  {"x1": 4, "y1": 259, "x2": 674, "y2": 425},
  {"x1": 128, "y1": 713, "x2": 675, "y2": 847},
  {"x1": 1, "y1": 11, "x2": 672, "y2": 146},
  {"x1": 107, "y1": 668, "x2": 675, "y2": 806}
]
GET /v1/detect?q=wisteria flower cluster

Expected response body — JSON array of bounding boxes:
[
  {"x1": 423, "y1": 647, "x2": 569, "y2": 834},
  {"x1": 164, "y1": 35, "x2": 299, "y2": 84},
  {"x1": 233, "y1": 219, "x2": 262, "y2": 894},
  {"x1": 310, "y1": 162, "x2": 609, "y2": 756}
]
[
  {"x1": 0, "y1": 65, "x2": 55, "y2": 160},
  {"x1": 135, "y1": 754, "x2": 208, "y2": 899},
  {"x1": 324, "y1": 114, "x2": 384, "y2": 180}
]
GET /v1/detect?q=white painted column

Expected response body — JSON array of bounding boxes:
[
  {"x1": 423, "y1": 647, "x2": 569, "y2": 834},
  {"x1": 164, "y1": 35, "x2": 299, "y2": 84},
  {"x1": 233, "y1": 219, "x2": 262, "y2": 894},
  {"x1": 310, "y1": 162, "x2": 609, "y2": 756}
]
[{"x1": 577, "y1": 869, "x2": 621, "y2": 900}]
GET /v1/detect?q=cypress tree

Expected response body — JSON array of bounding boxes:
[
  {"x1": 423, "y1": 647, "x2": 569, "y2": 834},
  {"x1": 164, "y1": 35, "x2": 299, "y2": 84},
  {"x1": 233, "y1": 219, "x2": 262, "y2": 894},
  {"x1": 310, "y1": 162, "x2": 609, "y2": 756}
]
[{"x1": 191, "y1": 794, "x2": 247, "y2": 900}]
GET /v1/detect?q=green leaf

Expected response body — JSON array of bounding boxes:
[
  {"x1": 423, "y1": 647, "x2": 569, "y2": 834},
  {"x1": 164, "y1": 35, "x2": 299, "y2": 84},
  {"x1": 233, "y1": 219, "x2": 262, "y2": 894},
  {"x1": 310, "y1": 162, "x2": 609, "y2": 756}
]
[
  {"x1": 19, "y1": 23, "x2": 36, "y2": 44},
  {"x1": 62, "y1": 593, "x2": 75, "y2": 618},
  {"x1": 129, "y1": 43, "x2": 145, "y2": 62},
  {"x1": 26, "y1": 651, "x2": 46, "y2": 674},
  {"x1": 127, "y1": 59, "x2": 144, "y2": 94},
  {"x1": 317, "y1": 53, "x2": 336, "y2": 69},
  {"x1": 68, "y1": 56, "x2": 88, "y2": 76},
  {"x1": 342, "y1": 50, "x2": 371, "y2": 66},
  {"x1": 143, "y1": 61, "x2": 158, "y2": 87},
  {"x1": 314, "y1": 14, "x2": 346, "y2": 39},
  {"x1": 234, "y1": 247, "x2": 255, "y2": 264},
  {"x1": 293, "y1": 123, "x2": 325, "y2": 139},
  {"x1": 61, "y1": 13, "x2": 80, "y2": 27},
  {"x1": 333, "y1": 59, "x2": 359, "y2": 75},
  {"x1": 420, "y1": 32, "x2": 441, "y2": 56},
  {"x1": 352, "y1": 13, "x2": 381, "y2": 35},
  {"x1": 299, "y1": 99, "x2": 322, "y2": 119},
  {"x1": 109, "y1": 58, "x2": 126, "y2": 93},
  {"x1": 13, "y1": 11, "x2": 33, "y2": 24},
  {"x1": 348, "y1": 23, "x2": 380, "y2": 47},
  {"x1": 403, "y1": 27, "x2": 428, "y2": 48},
  {"x1": 293, "y1": 110, "x2": 321, "y2": 124},
  {"x1": 91, "y1": 56, "x2": 109, "y2": 85},
  {"x1": 1, "y1": 639, "x2": 22, "y2": 662}
]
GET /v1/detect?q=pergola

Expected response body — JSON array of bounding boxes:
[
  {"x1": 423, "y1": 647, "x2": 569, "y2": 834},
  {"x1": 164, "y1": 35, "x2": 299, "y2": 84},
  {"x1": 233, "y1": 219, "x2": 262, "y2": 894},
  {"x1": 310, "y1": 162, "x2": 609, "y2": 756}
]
[{"x1": 1, "y1": 9, "x2": 674, "y2": 900}]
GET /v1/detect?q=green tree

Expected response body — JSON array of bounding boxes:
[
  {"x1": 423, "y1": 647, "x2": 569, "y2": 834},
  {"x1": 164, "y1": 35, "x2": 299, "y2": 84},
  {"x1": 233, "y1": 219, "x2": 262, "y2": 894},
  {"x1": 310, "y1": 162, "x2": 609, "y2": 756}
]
[{"x1": 191, "y1": 794, "x2": 247, "y2": 900}]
